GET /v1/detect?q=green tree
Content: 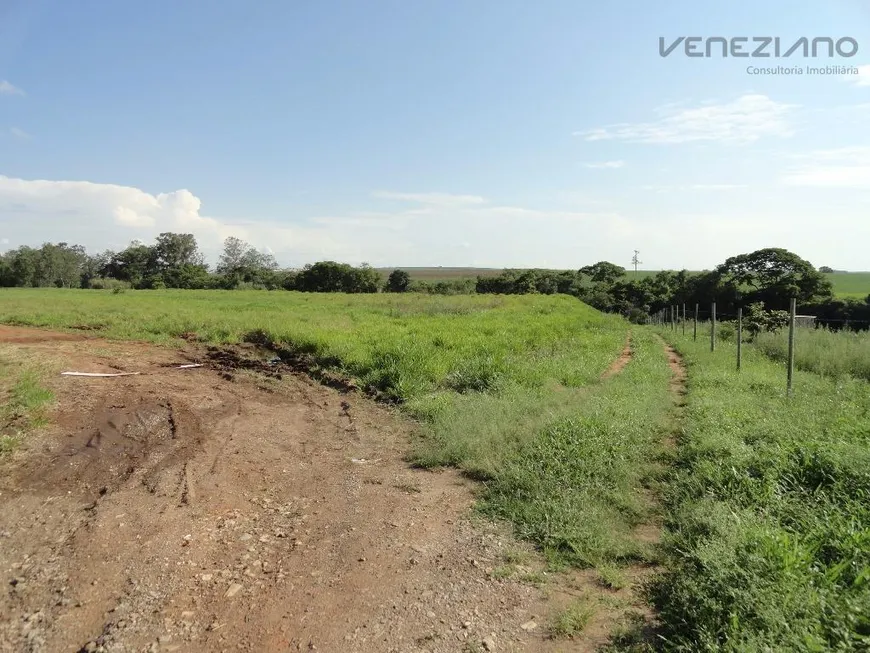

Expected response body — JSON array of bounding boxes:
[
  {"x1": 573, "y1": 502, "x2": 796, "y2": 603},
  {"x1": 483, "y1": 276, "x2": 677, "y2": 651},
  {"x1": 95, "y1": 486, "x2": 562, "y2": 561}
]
[
  {"x1": 153, "y1": 233, "x2": 203, "y2": 271},
  {"x1": 386, "y1": 269, "x2": 411, "y2": 292},
  {"x1": 743, "y1": 301, "x2": 790, "y2": 338},
  {"x1": 579, "y1": 261, "x2": 626, "y2": 285},
  {"x1": 293, "y1": 261, "x2": 381, "y2": 293},
  {"x1": 716, "y1": 248, "x2": 832, "y2": 310},
  {"x1": 217, "y1": 236, "x2": 279, "y2": 287},
  {"x1": 1, "y1": 246, "x2": 37, "y2": 286},
  {"x1": 102, "y1": 241, "x2": 157, "y2": 287},
  {"x1": 35, "y1": 242, "x2": 88, "y2": 287}
]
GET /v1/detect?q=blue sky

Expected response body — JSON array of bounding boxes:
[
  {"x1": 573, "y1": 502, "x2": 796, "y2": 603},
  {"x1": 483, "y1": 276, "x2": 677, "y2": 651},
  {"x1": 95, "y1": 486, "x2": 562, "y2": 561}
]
[{"x1": 1, "y1": 0, "x2": 868, "y2": 269}]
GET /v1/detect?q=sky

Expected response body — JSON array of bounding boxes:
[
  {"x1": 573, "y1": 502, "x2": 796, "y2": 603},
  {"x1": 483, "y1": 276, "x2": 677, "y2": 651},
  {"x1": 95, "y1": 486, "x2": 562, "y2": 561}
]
[{"x1": 1, "y1": 0, "x2": 869, "y2": 271}]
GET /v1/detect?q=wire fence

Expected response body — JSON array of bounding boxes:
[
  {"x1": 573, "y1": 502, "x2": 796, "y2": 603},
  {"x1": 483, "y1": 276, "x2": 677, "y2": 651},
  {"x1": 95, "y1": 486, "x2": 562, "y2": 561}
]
[{"x1": 646, "y1": 300, "x2": 812, "y2": 395}]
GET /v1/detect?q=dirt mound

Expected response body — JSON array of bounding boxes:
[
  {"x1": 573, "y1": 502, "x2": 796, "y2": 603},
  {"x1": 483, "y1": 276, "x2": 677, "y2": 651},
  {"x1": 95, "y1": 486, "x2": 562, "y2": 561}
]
[{"x1": 204, "y1": 344, "x2": 365, "y2": 397}]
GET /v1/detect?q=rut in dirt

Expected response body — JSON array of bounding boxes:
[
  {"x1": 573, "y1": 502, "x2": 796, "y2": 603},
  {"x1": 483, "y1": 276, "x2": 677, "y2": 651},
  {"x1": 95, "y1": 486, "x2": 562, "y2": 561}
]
[{"x1": 600, "y1": 331, "x2": 633, "y2": 380}]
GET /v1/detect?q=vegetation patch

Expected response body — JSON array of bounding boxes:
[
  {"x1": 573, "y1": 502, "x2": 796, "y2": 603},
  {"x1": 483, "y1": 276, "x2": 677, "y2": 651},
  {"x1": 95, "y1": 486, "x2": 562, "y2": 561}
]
[
  {"x1": 0, "y1": 348, "x2": 55, "y2": 453},
  {"x1": 651, "y1": 331, "x2": 870, "y2": 651},
  {"x1": 550, "y1": 599, "x2": 597, "y2": 638}
]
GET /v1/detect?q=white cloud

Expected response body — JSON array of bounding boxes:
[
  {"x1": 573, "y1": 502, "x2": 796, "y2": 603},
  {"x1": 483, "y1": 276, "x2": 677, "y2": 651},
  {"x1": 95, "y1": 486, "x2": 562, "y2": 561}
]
[
  {"x1": 2, "y1": 176, "x2": 867, "y2": 270},
  {"x1": 584, "y1": 160, "x2": 625, "y2": 169},
  {"x1": 575, "y1": 94, "x2": 797, "y2": 144},
  {"x1": 845, "y1": 64, "x2": 870, "y2": 87},
  {"x1": 9, "y1": 127, "x2": 29, "y2": 139},
  {"x1": 0, "y1": 80, "x2": 24, "y2": 96},
  {"x1": 0, "y1": 176, "x2": 629, "y2": 267},
  {"x1": 371, "y1": 191, "x2": 486, "y2": 206},
  {"x1": 641, "y1": 183, "x2": 747, "y2": 193},
  {"x1": 782, "y1": 146, "x2": 870, "y2": 189}
]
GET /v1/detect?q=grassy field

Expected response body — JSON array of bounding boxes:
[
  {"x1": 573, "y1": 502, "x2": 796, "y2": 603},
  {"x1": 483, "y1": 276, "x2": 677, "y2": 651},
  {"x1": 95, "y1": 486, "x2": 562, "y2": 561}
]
[
  {"x1": 3, "y1": 287, "x2": 868, "y2": 647},
  {"x1": 753, "y1": 326, "x2": 870, "y2": 382},
  {"x1": 0, "y1": 288, "x2": 675, "y2": 579},
  {"x1": 0, "y1": 289, "x2": 628, "y2": 401},
  {"x1": 375, "y1": 267, "x2": 503, "y2": 282},
  {"x1": 825, "y1": 271, "x2": 870, "y2": 299},
  {"x1": 653, "y1": 328, "x2": 870, "y2": 650}
]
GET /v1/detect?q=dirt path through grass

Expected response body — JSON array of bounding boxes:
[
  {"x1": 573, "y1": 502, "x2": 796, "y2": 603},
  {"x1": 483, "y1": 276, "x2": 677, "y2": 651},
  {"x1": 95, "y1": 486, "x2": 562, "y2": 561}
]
[{"x1": 600, "y1": 332, "x2": 632, "y2": 380}]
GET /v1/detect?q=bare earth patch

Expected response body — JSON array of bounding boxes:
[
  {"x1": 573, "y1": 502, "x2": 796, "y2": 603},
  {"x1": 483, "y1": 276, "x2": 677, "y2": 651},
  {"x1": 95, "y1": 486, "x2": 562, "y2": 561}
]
[{"x1": 0, "y1": 327, "x2": 561, "y2": 653}]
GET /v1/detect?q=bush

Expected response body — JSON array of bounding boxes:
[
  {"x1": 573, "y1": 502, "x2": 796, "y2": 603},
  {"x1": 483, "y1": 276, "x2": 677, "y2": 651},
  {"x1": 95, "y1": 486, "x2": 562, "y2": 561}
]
[
  {"x1": 293, "y1": 261, "x2": 381, "y2": 293},
  {"x1": 744, "y1": 302, "x2": 789, "y2": 339},
  {"x1": 717, "y1": 321, "x2": 736, "y2": 342},
  {"x1": 386, "y1": 269, "x2": 411, "y2": 293},
  {"x1": 87, "y1": 277, "x2": 132, "y2": 291}
]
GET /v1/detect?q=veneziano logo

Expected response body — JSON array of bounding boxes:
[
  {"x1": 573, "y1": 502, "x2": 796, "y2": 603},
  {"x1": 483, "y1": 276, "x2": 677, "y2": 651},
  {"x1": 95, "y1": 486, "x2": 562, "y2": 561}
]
[{"x1": 659, "y1": 36, "x2": 859, "y2": 58}]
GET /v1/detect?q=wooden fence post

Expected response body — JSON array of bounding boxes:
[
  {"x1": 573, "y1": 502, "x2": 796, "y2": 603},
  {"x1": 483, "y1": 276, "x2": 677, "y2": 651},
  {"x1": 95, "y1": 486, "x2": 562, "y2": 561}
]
[
  {"x1": 737, "y1": 307, "x2": 742, "y2": 371},
  {"x1": 693, "y1": 303, "x2": 698, "y2": 341},
  {"x1": 711, "y1": 302, "x2": 716, "y2": 352},
  {"x1": 682, "y1": 303, "x2": 686, "y2": 336},
  {"x1": 787, "y1": 297, "x2": 796, "y2": 396}
]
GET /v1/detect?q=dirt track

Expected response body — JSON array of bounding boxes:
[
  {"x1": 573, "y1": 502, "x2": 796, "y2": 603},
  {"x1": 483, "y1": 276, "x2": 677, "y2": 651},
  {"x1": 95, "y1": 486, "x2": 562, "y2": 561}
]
[{"x1": 0, "y1": 326, "x2": 605, "y2": 653}]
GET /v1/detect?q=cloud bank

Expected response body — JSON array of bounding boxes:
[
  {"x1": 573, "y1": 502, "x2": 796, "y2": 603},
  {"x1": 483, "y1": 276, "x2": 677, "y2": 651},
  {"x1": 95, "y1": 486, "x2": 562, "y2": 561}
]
[{"x1": 576, "y1": 95, "x2": 797, "y2": 144}]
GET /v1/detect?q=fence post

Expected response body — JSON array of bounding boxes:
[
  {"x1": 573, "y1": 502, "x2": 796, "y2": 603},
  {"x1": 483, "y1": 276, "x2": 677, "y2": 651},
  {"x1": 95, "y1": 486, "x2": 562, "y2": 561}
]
[
  {"x1": 737, "y1": 307, "x2": 742, "y2": 371},
  {"x1": 682, "y1": 303, "x2": 686, "y2": 336},
  {"x1": 711, "y1": 302, "x2": 716, "y2": 352},
  {"x1": 672, "y1": 305, "x2": 676, "y2": 331},
  {"x1": 787, "y1": 297, "x2": 796, "y2": 396},
  {"x1": 693, "y1": 303, "x2": 698, "y2": 341}
]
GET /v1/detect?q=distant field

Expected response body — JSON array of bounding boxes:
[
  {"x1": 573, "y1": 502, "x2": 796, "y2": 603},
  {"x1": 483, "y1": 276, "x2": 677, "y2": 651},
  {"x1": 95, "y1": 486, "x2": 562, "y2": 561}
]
[
  {"x1": 375, "y1": 267, "x2": 503, "y2": 282},
  {"x1": 377, "y1": 267, "x2": 870, "y2": 298},
  {"x1": 826, "y1": 271, "x2": 870, "y2": 299}
]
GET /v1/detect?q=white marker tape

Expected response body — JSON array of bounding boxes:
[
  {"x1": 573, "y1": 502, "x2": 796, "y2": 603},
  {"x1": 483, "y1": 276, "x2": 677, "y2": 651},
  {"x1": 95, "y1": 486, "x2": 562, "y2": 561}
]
[{"x1": 60, "y1": 371, "x2": 141, "y2": 377}]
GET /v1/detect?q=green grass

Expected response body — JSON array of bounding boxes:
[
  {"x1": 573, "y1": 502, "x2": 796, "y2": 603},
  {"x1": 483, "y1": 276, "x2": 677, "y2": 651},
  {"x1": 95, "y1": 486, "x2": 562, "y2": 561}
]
[
  {"x1": 0, "y1": 288, "x2": 676, "y2": 582},
  {"x1": 753, "y1": 326, "x2": 870, "y2": 382},
  {"x1": 551, "y1": 599, "x2": 597, "y2": 638},
  {"x1": 825, "y1": 271, "x2": 870, "y2": 299},
  {"x1": 597, "y1": 564, "x2": 629, "y2": 590},
  {"x1": 0, "y1": 347, "x2": 55, "y2": 453},
  {"x1": 375, "y1": 267, "x2": 504, "y2": 283},
  {"x1": 651, "y1": 328, "x2": 870, "y2": 651},
  {"x1": 470, "y1": 329, "x2": 675, "y2": 568},
  {"x1": 0, "y1": 289, "x2": 627, "y2": 402}
]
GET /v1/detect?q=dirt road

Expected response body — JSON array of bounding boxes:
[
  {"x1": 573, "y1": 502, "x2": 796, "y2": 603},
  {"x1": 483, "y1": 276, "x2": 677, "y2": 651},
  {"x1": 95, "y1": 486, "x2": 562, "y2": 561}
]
[{"x1": 0, "y1": 327, "x2": 584, "y2": 653}]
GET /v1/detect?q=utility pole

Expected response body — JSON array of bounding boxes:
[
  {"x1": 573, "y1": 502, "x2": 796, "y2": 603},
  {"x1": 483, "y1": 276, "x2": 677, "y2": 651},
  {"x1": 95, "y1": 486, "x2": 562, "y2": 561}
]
[{"x1": 631, "y1": 250, "x2": 642, "y2": 275}]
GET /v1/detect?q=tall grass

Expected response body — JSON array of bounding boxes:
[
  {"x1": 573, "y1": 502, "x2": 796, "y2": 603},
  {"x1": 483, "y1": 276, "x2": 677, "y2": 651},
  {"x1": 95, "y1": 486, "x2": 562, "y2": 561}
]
[
  {"x1": 651, "y1": 330, "x2": 870, "y2": 651},
  {"x1": 478, "y1": 329, "x2": 675, "y2": 568},
  {"x1": 415, "y1": 329, "x2": 675, "y2": 568},
  {"x1": 0, "y1": 346, "x2": 55, "y2": 453},
  {"x1": 753, "y1": 326, "x2": 870, "y2": 382},
  {"x1": 0, "y1": 289, "x2": 627, "y2": 402},
  {"x1": 0, "y1": 288, "x2": 677, "y2": 580}
]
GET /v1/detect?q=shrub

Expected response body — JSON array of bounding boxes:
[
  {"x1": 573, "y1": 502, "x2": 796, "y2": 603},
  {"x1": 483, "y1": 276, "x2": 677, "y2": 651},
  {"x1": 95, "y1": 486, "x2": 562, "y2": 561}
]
[
  {"x1": 386, "y1": 269, "x2": 411, "y2": 293},
  {"x1": 87, "y1": 277, "x2": 132, "y2": 291},
  {"x1": 744, "y1": 302, "x2": 789, "y2": 339}
]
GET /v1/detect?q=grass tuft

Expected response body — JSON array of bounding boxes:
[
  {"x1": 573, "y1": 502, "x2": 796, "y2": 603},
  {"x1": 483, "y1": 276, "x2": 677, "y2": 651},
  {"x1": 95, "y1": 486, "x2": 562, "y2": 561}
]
[{"x1": 551, "y1": 600, "x2": 596, "y2": 638}]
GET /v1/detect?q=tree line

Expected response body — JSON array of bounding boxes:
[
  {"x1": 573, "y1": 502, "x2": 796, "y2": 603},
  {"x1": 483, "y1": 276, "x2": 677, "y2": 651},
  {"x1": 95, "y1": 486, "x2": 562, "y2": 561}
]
[
  {"x1": 472, "y1": 250, "x2": 869, "y2": 330},
  {"x1": 1, "y1": 236, "x2": 866, "y2": 329}
]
